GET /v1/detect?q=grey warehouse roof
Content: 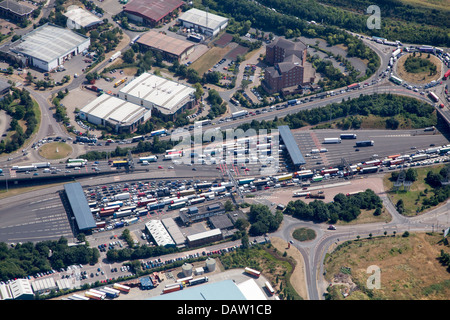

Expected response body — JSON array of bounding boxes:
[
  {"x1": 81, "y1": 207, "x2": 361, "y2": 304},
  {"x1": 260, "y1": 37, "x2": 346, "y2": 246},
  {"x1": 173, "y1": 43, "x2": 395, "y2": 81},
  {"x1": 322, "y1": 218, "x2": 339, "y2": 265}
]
[
  {"x1": 64, "y1": 182, "x2": 96, "y2": 231},
  {"x1": 80, "y1": 94, "x2": 148, "y2": 126},
  {"x1": 10, "y1": 23, "x2": 89, "y2": 63},
  {"x1": 178, "y1": 8, "x2": 228, "y2": 31},
  {"x1": 64, "y1": 7, "x2": 103, "y2": 29},
  {"x1": 278, "y1": 125, "x2": 306, "y2": 166},
  {"x1": 0, "y1": 0, "x2": 34, "y2": 16}
]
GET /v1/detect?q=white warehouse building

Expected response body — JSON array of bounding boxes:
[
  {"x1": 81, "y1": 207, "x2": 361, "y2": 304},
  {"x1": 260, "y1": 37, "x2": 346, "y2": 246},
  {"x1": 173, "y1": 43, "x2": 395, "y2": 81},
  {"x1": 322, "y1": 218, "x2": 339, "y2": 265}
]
[
  {"x1": 64, "y1": 6, "x2": 103, "y2": 30},
  {"x1": 79, "y1": 94, "x2": 151, "y2": 133},
  {"x1": 118, "y1": 72, "x2": 196, "y2": 121},
  {"x1": 9, "y1": 23, "x2": 90, "y2": 71},
  {"x1": 178, "y1": 8, "x2": 228, "y2": 38}
]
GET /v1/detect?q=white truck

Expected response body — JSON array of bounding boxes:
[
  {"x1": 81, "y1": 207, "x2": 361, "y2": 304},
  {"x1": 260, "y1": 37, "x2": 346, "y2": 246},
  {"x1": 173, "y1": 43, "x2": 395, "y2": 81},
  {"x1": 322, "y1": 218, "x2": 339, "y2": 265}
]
[
  {"x1": 323, "y1": 138, "x2": 341, "y2": 144},
  {"x1": 112, "y1": 192, "x2": 130, "y2": 201},
  {"x1": 109, "y1": 51, "x2": 121, "y2": 62},
  {"x1": 232, "y1": 110, "x2": 248, "y2": 118}
]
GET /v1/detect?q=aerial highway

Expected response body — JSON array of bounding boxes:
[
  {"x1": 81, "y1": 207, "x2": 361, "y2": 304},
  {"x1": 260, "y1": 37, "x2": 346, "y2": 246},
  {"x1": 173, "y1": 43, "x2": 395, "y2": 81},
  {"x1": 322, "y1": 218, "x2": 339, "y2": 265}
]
[{"x1": 0, "y1": 9, "x2": 448, "y2": 301}]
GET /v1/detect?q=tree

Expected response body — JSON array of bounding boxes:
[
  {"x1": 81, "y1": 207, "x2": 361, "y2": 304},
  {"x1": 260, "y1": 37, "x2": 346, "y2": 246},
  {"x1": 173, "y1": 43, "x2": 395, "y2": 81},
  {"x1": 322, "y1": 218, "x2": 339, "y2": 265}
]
[
  {"x1": 122, "y1": 49, "x2": 135, "y2": 64},
  {"x1": 405, "y1": 168, "x2": 417, "y2": 182},
  {"x1": 224, "y1": 200, "x2": 234, "y2": 212},
  {"x1": 396, "y1": 199, "x2": 405, "y2": 213},
  {"x1": 204, "y1": 71, "x2": 221, "y2": 84},
  {"x1": 241, "y1": 232, "x2": 250, "y2": 249}
]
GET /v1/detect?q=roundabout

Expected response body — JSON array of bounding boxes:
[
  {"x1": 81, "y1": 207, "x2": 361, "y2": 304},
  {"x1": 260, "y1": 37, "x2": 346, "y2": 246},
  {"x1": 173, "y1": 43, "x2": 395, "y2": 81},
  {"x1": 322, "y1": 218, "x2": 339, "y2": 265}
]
[
  {"x1": 38, "y1": 142, "x2": 73, "y2": 160},
  {"x1": 395, "y1": 52, "x2": 443, "y2": 85}
]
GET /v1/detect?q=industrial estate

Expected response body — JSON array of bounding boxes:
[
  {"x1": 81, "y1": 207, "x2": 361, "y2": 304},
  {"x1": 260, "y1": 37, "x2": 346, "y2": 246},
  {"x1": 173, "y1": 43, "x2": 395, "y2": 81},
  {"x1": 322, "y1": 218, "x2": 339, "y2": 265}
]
[{"x1": 0, "y1": 0, "x2": 449, "y2": 306}]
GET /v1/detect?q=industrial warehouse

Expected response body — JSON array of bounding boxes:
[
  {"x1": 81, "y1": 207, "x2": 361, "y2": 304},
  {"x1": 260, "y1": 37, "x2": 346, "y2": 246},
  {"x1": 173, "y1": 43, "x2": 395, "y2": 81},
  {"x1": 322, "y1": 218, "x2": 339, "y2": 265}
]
[
  {"x1": 118, "y1": 72, "x2": 196, "y2": 120},
  {"x1": 122, "y1": 0, "x2": 184, "y2": 27},
  {"x1": 64, "y1": 6, "x2": 104, "y2": 30},
  {"x1": 78, "y1": 93, "x2": 152, "y2": 133},
  {"x1": 7, "y1": 23, "x2": 90, "y2": 71},
  {"x1": 178, "y1": 8, "x2": 229, "y2": 38},
  {"x1": 136, "y1": 30, "x2": 195, "y2": 62}
]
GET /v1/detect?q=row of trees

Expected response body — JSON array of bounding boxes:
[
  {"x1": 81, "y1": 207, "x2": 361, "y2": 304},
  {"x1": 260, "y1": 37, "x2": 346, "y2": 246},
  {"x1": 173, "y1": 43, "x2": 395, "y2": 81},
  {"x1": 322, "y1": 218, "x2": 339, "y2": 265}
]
[
  {"x1": 234, "y1": 0, "x2": 449, "y2": 46},
  {"x1": 284, "y1": 189, "x2": 382, "y2": 223},
  {"x1": 0, "y1": 238, "x2": 99, "y2": 282},
  {"x1": 236, "y1": 93, "x2": 437, "y2": 133},
  {"x1": 79, "y1": 136, "x2": 177, "y2": 161},
  {"x1": 317, "y1": 0, "x2": 449, "y2": 38},
  {"x1": 106, "y1": 242, "x2": 178, "y2": 263}
]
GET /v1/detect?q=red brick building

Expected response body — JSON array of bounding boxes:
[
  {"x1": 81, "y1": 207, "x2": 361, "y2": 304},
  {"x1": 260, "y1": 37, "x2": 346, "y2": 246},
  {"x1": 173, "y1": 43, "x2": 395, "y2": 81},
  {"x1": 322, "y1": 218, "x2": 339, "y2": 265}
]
[{"x1": 262, "y1": 38, "x2": 315, "y2": 95}]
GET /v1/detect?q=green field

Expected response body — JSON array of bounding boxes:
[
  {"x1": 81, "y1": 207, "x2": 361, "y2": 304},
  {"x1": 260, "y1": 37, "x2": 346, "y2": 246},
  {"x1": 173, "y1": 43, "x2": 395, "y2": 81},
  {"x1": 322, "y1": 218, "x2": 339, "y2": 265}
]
[
  {"x1": 383, "y1": 164, "x2": 446, "y2": 216},
  {"x1": 292, "y1": 228, "x2": 316, "y2": 242},
  {"x1": 38, "y1": 142, "x2": 73, "y2": 160}
]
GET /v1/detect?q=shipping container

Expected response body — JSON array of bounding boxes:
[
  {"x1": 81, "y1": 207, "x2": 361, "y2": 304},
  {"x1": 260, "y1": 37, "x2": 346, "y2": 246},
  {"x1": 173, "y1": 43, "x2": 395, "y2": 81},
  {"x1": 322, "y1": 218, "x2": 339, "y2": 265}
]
[
  {"x1": 355, "y1": 140, "x2": 374, "y2": 147},
  {"x1": 232, "y1": 110, "x2": 248, "y2": 118},
  {"x1": 323, "y1": 138, "x2": 341, "y2": 144},
  {"x1": 112, "y1": 160, "x2": 129, "y2": 167},
  {"x1": 188, "y1": 276, "x2": 209, "y2": 286},
  {"x1": 14, "y1": 165, "x2": 37, "y2": 172},
  {"x1": 295, "y1": 170, "x2": 314, "y2": 179},
  {"x1": 84, "y1": 291, "x2": 104, "y2": 300},
  {"x1": 112, "y1": 193, "x2": 130, "y2": 201},
  {"x1": 360, "y1": 166, "x2": 378, "y2": 174},
  {"x1": 340, "y1": 133, "x2": 357, "y2": 139},
  {"x1": 244, "y1": 267, "x2": 261, "y2": 278},
  {"x1": 189, "y1": 197, "x2": 206, "y2": 205},
  {"x1": 150, "y1": 129, "x2": 167, "y2": 137},
  {"x1": 265, "y1": 281, "x2": 275, "y2": 296},
  {"x1": 162, "y1": 284, "x2": 182, "y2": 294},
  {"x1": 139, "y1": 156, "x2": 158, "y2": 163},
  {"x1": 113, "y1": 283, "x2": 130, "y2": 293},
  {"x1": 238, "y1": 178, "x2": 255, "y2": 185},
  {"x1": 428, "y1": 92, "x2": 439, "y2": 102},
  {"x1": 32, "y1": 162, "x2": 51, "y2": 168},
  {"x1": 274, "y1": 173, "x2": 293, "y2": 182}
]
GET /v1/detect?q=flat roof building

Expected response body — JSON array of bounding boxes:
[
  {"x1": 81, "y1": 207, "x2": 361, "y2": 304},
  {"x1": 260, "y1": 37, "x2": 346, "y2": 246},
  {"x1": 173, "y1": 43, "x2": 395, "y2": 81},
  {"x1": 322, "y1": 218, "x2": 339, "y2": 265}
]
[
  {"x1": 64, "y1": 6, "x2": 103, "y2": 30},
  {"x1": 136, "y1": 30, "x2": 195, "y2": 62},
  {"x1": 186, "y1": 228, "x2": 223, "y2": 247},
  {"x1": 278, "y1": 125, "x2": 306, "y2": 169},
  {"x1": 118, "y1": 72, "x2": 196, "y2": 121},
  {"x1": 161, "y1": 218, "x2": 185, "y2": 247},
  {"x1": 0, "y1": 0, "x2": 34, "y2": 22},
  {"x1": 145, "y1": 220, "x2": 176, "y2": 247},
  {"x1": 9, "y1": 279, "x2": 33, "y2": 300},
  {"x1": 179, "y1": 202, "x2": 225, "y2": 226},
  {"x1": 79, "y1": 93, "x2": 151, "y2": 133},
  {"x1": 63, "y1": 182, "x2": 96, "y2": 232},
  {"x1": 123, "y1": 0, "x2": 184, "y2": 27},
  {"x1": 9, "y1": 23, "x2": 90, "y2": 71},
  {"x1": 178, "y1": 8, "x2": 228, "y2": 38}
]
